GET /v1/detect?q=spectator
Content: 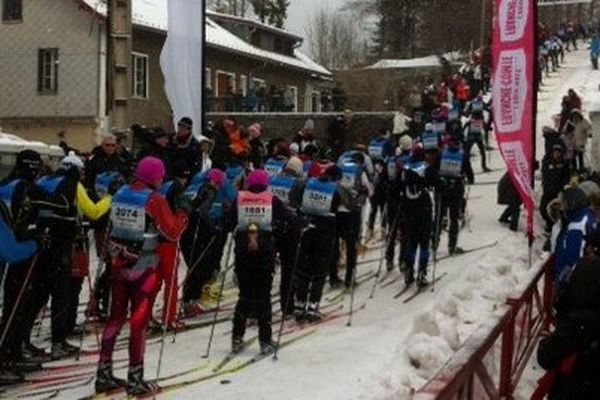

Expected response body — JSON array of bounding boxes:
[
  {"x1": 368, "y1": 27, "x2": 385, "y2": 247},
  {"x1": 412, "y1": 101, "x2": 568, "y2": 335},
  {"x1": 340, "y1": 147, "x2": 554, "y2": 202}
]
[
  {"x1": 84, "y1": 133, "x2": 131, "y2": 190},
  {"x1": 292, "y1": 119, "x2": 317, "y2": 152},
  {"x1": 170, "y1": 117, "x2": 200, "y2": 182},
  {"x1": 541, "y1": 142, "x2": 572, "y2": 232},
  {"x1": 497, "y1": 172, "x2": 522, "y2": 232},
  {"x1": 247, "y1": 123, "x2": 266, "y2": 169},
  {"x1": 564, "y1": 110, "x2": 592, "y2": 172},
  {"x1": 327, "y1": 110, "x2": 353, "y2": 159},
  {"x1": 567, "y1": 89, "x2": 582, "y2": 110}
]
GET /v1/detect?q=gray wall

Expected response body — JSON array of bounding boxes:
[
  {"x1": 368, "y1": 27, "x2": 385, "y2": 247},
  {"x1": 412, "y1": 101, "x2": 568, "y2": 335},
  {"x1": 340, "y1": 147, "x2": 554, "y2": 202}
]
[{"x1": 0, "y1": 0, "x2": 100, "y2": 119}]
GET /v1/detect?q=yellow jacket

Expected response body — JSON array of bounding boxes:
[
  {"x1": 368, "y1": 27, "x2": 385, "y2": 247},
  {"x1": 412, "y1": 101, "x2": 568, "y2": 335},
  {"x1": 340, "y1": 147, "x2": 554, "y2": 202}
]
[{"x1": 76, "y1": 182, "x2": 111, "y2": 221}]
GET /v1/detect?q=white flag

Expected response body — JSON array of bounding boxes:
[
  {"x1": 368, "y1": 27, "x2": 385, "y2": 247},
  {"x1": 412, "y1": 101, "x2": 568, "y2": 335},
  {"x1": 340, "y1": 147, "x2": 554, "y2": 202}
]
[{"x1": 160, "y1": 0, "x2": 204, "y2": 136}]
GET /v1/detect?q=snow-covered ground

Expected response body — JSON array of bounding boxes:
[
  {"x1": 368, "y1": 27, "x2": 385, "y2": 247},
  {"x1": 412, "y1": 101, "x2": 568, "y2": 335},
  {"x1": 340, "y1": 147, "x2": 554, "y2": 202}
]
[{"x1": 4, "y1": 48, "x2": 594, "y2": 400}]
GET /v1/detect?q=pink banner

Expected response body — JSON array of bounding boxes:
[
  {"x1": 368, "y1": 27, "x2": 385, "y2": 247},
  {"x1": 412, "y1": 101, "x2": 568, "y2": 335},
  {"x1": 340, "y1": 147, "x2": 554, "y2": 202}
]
[{"x1": 492, "y1": 0, "x2": 536, "y2": 239}]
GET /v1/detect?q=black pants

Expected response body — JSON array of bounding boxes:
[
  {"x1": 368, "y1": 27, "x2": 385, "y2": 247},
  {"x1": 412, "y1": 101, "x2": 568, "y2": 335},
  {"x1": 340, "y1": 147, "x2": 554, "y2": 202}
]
[
  {"x1": 465, "y1": 139, "x2": 487, "y2": 170},
  {"x1": 440, "y1": 187, "x2": 465, "y2": 251},
  {"x1": 93, "y1": 263, "x2": 111, "y2": 317},
  {"x1": 368, "y1": 196, "x2": 386, "y2": 231},
  {"x1": 500, "y1": 203, "x2": 521, "y2": 231},
  {"x1": 181, "y1": 230, "x2": 224, "y2": 303},
  {"x1": 275, "y1": 228, "x2": 300, "y2": 315},
  {"x1": 28, "y1": 244, "x2": 73, "y2": 344},
  {"x1": 232, "y1": 258, "x2": 273, "y2": 343},
  {"x1": 385, "y1": 202, "x2": 402, "y2": 265},
  {"x1": 330, "y1": 212, "x2": 361, "y2": 285},
  {"x1": 402, "y1": 202, "x2": 432, "y2": 276},
  {"x1": 0, "y1": 258, "x2": 35, "y2": 363},
  {"x1": 295, "y1": 227, "x2": 334, "y2": 306},
  {"x1": 65, "y1": 277, "x2": 84, "y2": 336}
]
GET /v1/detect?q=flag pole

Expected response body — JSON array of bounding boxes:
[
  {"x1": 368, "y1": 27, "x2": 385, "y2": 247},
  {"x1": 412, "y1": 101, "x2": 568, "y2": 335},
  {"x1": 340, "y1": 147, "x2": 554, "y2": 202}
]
[{"x1": 530, "y1": 0, "x2": 539, "y2": 267}]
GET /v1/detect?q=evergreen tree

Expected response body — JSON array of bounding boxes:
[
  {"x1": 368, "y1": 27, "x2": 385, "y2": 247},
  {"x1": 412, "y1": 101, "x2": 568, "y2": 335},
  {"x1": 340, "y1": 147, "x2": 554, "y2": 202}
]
[{"x1": 250, "y1": 0, "x2": 289, "y2": 28}]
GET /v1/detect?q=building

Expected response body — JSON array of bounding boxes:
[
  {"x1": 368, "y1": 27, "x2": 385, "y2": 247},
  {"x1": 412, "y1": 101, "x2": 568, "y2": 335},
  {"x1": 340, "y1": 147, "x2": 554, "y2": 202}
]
[{"x1": 0, "y1": 0, "x2": 331, "y2": 151}]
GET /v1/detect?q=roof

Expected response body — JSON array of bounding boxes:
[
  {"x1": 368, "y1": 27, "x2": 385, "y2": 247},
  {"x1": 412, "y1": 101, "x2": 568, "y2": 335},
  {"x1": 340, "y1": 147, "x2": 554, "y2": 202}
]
[
  {"x1": 205, "y1": 10, "x2": 303, "y2": 43},
  {"x1": 365, "y1": 52, "x2": 464, "y2": 70},
  {"x1": 78, "y1": 0, "x2": 331, "y2": 77}
]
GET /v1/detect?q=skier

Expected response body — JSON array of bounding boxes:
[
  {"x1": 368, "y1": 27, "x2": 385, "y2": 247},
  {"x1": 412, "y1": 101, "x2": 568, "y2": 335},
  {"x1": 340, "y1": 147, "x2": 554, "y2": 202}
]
[
  {"x1": 464, "y1": 105, "x2": 490, "y2": 173},
  {"x1": 591, "y1": 32, "x2": 600, "y2": 70},
  {"x1": 96, "y1": 156, "x2": 190, "y2": 395},
  {"x1": 230, "y1": 169, "x2": 291, "y2": 355},
  {"x1": 331, "y1": 151, "x2": 373, "y2": 287},
  {"x1": 294, "y1": 165, "x2": 350, "y2": 321},
  {"x1": 432, "y1": 135, "x2": 474, "y2": 256},
  {"x1": 26, "y1": 152, "x2": 111, "y2": 359},
  {"x1": 269, "y1": 156, "x2": 306, "y2": 315},
  {"x1": 180, "y1": 168, "x2": 231, "y2": 317},
  {"x1": 385, "y1": 135, "x2": 413, "y2": 272},
  {"x1": 399, "y1": 149, "x2": 434, "y2": 288}
]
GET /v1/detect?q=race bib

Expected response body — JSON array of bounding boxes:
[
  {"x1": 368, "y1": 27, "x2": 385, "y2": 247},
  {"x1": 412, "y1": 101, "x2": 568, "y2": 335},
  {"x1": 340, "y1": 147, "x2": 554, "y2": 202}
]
[
  {"x1": 340, "y1": 163, "x2": 359, "y2": 189},
  {"x1": 470, "y1": 119, "x2": 484, "y2": 134},
  {"x1": 422, "y1": 131, "x2": 439, "y2": 150},
  {"x1": 237, "y1": 191, "x2": 273, "y2": 231},
  {"x1": 440, "y1": 149, "x2": 463, "y2": 178},
  {"x1": 269, "y1": 175, "x2": 295, "y2": 204},
  {"x1": 111, "y1": 188, "x2": 151, "y2": 243},
  {"x1": 301, "y1": 179, "x2": 335, "y2": 217},
  {"x1": 264, "y1": 159, "x2": 286, "y2": 177}
]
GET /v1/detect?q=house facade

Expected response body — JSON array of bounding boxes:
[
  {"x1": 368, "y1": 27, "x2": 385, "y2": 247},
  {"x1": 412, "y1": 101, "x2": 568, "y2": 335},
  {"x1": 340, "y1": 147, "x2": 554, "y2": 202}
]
[{"x1": 0, "y1": 0, "x2": 331, "y2": 151}]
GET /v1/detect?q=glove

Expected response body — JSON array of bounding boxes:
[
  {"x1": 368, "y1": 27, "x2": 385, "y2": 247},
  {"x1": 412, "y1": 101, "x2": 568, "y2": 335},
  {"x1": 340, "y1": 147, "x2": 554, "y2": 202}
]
[
  {"x1": 108, "y1": 174, "x2": 125, "y2": 196},
  {"x1": 175, "y1": 194, "x2": 193, "y2": 215}
]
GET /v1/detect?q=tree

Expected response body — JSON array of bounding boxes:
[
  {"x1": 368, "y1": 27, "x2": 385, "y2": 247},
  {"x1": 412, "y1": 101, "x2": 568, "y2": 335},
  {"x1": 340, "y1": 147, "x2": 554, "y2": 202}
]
[
  {"x1": 206, "y1": 0, "x2": 250, "y2": 17},
  {"x1": 305, "y1": 6, "x2": 368, "y2": 70},
  {"x1": 249, "y1": 0, "x2": 289, "y2": 28}
]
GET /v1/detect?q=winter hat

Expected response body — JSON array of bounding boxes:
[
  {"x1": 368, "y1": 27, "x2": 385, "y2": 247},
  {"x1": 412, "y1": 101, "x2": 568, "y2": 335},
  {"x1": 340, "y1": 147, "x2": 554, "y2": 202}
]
[
  {"x1": 135, "y1": 156, "x2": 165, "y2": 187},
  {"x1": 245, "y1": 169, "x2": 269, "y2": 191},
  {"x1": 207, "y1": 168, "x2": 225, "y2": 188},
  {"x1": 284, "y1": 157, "x2": 303, "y2": 177},
  {"x1": 178, "y1": 117, "x2": 193, "y2": 129},
  {"x1": 247, "y1": 123, "x2": 262, "y2": 140},
  {"x1": 60, "y1": 151, "x2": 84, "y2": 171},
  {"x1": 399, "y1": 135, "x2": 413, "y2": 151},
  {"x1": 579, "y1": 180, "x2": 600, "y2": 200},
  {"x1": 425, "y1": 123, "x2": 433, "y2": 132},
  {"x1": 15, "y1": 150, "x2": 42, "y2": 179},
  {"x1": 561, "y1": 186, "x2": 590, "y2": 214},
  {"x1": 289, "y1": 142, "x2": 300, "y2": 156}
]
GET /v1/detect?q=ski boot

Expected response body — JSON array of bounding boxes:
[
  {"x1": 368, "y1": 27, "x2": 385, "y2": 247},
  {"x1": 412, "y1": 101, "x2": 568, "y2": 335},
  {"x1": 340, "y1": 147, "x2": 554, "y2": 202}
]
[
  {"x1": 294, "y1": 301, "x2": 307, "y2": 322},
  {"x1": 404, "y1": 267, "x2": 415, "y2": 286},
  {"x1": 386, "y1": 259, "x2": 394, "y2": 272},
  {"x1": 232, "y1": 336, "x2": 244, "y2": 354},
  {"x1": 416, "y1": 270, "x2": 429, "y2": 289},
  {"x1": 305, "y1": 303, "x2": 323, "y2": 322},
  {"x1": 95, "y1": 362, "x2": 126, "y2": 394},
  {"x1": 259, "y1": 340, "x2": 277, "y2": 355},
  {"x1": 127, "y1": 364, "x2": 159, "y2": 396},
  {"x1": 448, "y1": 246, "x2": 464, "y2": 256},
  {"x1": 51, "y1": 341, "x2": 79, "y2": 360},
  {"x1": 22, "y1": 342, "x2": 52, "y2": 363}
]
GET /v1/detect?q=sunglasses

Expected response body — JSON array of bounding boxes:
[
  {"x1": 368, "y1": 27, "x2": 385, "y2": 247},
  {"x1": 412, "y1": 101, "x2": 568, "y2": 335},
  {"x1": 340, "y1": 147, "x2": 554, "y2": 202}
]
[{"x1": 103, "y1": 143, "x2": 117, "y2": 148}]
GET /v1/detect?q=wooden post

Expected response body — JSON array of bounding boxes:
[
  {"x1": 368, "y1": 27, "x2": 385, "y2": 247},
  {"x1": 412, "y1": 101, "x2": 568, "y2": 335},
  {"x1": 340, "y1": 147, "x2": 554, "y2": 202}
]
[{"x1": 108, "y1": 0, "x2": 132, "y2": 140}]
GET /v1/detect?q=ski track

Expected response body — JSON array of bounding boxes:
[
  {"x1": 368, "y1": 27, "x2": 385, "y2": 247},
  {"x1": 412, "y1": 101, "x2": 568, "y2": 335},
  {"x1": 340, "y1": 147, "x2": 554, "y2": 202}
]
[{"x1": 10, "y1": 50, "x2": 594, "y2": 400}]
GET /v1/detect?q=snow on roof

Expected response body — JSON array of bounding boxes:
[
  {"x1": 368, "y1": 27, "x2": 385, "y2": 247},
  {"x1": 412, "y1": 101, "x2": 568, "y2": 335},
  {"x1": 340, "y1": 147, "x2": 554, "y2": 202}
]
[
  {"x1": 365, "y1": 52, "x2": 464, "y2": 70},
  {"x1": 79, "y1": 0, "x2": 331, "y2": 77},
  {"x1": 0, "y1": 132, "x2": 64, "y2": 157},
  {"x1": 205, "y1": 9, "x2": 303, "y2": 42}
]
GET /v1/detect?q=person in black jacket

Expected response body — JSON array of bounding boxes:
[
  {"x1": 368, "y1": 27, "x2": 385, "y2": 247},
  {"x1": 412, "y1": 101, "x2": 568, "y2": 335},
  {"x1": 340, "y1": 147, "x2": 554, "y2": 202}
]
[
  {"x1": 170, "y1": 117, "x2": 200, "y2": 182},
  {"x1": 541, "y1": 143, "x2": 571, "y2": 232},
  {"x1": 497, "y1": 172, "x2": 522, "y2": 231},
  {"x1": 535, "y1": 255, "x2": 600, "y2": 400},
  {"x1": 326, "y1": 111, "x2": 352, "y2": 159},
  {"x1": 84, "y1": 134, "x2": 131, "y2": 190}
]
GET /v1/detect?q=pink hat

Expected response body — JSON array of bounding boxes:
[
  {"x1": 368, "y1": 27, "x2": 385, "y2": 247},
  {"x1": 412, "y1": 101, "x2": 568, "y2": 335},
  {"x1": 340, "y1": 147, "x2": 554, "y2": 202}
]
[
  {"x1": 135, "y1": 156, "x2": 165, "y2": 187},
  {"x1": 207, "y1": 168, "x2": 225, "y2": 188},
  {"x1": 245, "y1": 169, "x2": 269, "y2": 191}
]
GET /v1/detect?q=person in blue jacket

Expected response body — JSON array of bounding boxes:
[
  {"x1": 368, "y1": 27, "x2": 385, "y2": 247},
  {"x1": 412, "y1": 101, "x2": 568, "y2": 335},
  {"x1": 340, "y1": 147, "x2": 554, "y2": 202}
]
[
  {"x1": 0, "y1": 208, "x2": 42, "y2": 385},
  {"x1": 590, "y1": 32, "x2": 600, "y2": 70},
  {"x1": 554, "y1": 186, "x2": 597, "y2": 288}
]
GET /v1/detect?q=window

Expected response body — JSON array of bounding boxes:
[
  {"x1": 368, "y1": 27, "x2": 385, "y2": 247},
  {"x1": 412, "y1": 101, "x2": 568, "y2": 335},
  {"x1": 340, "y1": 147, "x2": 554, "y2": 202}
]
[
  {"x1": 286, "y1": 85, "x2": 298, "y2": 112},
  {"x1": 132, "y1": 52, "x2": 148, "y2": 98},
  {"x1": 2, "y1": 0, "x2": 22, "y2": 22},
  {"x1": 311, "y1": 91, "x2": 321, "y2": 112},
  {"x1": 205, "y1": 68, "x2": 212, "y2": 89},
  {"x1": 216, "y1": 71, "x2": 236, "y2": 97},
  {"x1": 37, "y1": 48, "x2": 58, "y2": 94}
]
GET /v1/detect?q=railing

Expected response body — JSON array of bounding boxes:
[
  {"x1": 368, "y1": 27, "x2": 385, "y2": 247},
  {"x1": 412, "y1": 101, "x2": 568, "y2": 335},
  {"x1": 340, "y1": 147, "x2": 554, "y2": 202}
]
[{"x1": 414, "y1": 256, "x2": 554, "y2": 400}]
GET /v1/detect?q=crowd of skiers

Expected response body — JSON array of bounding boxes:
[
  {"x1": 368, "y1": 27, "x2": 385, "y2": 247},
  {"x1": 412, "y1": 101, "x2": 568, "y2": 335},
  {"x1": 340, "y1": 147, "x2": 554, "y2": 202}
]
[{"x1": 0, "y1": 85, "x2": 496, "y2": 395}]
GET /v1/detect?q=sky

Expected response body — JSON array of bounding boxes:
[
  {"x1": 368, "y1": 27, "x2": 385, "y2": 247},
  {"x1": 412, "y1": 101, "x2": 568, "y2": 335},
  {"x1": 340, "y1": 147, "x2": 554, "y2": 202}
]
[{"x1": 286, "y1": 0, "x2": 346, "y2": 40}]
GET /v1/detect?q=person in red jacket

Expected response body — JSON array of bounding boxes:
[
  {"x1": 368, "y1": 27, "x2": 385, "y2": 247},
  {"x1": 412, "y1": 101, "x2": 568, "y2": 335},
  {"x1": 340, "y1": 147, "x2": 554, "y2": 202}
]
[
  {"x1": 95, "y1": 157, "x2": 190, "y2": 396},
  {"x1": 567, "y1": 89, "x2": 582, "y2": 111}
]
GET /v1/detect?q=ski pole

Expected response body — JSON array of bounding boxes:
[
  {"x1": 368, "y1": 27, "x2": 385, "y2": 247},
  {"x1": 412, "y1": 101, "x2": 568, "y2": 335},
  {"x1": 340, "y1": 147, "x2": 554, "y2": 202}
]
[
  {"x1": 0, "y1": 252, "x2": 41, "y2": 349},
  {"x1": 154, "y1": 245, "x2": 181, "y2": 399},
  {"x1": 273, "y1": 226, "x2": 310, "y2": 361},
  {"x1": 347, "y1": 256, "x2": 358, "y2": 327},
  {"x1": 202, "y1": 233, "x2": 233, "y2": 358},
  {"x1": 431, "y1": 191, "x2": 443, "y2": 293},
  {"x1": 369, "y1": 207, "x2": 401, "y2": 299}
]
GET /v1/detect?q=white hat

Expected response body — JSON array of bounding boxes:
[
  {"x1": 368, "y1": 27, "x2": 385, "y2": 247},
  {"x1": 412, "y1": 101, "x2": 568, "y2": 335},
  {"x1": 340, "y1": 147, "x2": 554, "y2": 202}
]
[
  {"x1": 289, "y1": 142, "x2": 300, "y2": 155},
  {"x1": 399, "y1": 135, "x2": 413, "y2": 151},
  {"x1": 61, "y1": 151, "x2": 84, "y2": 170}
]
